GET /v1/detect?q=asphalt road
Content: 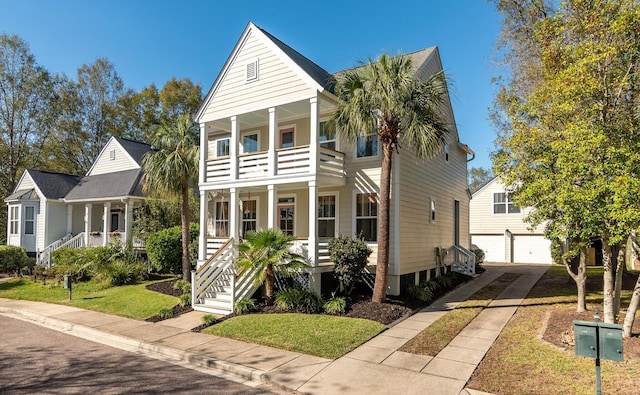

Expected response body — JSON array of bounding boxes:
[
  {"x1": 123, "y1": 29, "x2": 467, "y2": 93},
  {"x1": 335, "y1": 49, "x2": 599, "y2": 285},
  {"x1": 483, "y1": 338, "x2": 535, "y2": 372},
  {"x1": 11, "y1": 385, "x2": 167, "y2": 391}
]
[{"x1": 0, "y1": 315, "x2": 273, "y2": 394}]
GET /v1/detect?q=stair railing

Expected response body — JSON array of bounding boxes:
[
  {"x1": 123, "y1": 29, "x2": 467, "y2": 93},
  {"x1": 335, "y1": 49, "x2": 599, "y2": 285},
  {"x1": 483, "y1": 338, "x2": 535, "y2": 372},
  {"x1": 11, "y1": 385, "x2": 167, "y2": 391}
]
[
  {"x1": 192, "y1": 238, "x2": 235, "y2": 305},
  {"x1": 451, "y1": 245, "x2": 476, "y2": 276}
]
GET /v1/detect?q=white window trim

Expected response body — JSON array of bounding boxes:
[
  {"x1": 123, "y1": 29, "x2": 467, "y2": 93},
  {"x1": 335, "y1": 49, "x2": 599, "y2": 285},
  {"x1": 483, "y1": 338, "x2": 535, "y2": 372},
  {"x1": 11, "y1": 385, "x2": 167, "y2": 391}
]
[
  {"x1": 240, "y1": 130, "x2": 261, "y2": 154},
  {"x1": 354, "y1": 132, "x2": 380, "y2": 162},
  {"x1": 213, "y1": 136, "x2": 231, "y2": 158},
  {"x1": 492, "y1": 191, "x2": 521, "y2": 215},
  {"x1": 319, "y1": 118, "x2": 339, "y2": 151},
  {"x1": 318, "y1": 191, "x2": 339, "y2": 238},
  {"x1": 213, "y1": 199, "x2": 230, "y2": 237},
  {"x1": 241, "y1": 196, "x2": 260, "y2": 237},
  {"x1": 245, "y1": 58, "x2": 259, "y2": 82},
  {"x1": 9, "y1": 205, "x2": 20, "y2": 235},
  {"x1": 277, "y1": 193, "x2": 297, "y2": 236},
  {"x1": 352, "y1": 190, "x2": 378, "y2": 244},
  {"x1": 278, "y1": 125, "x2": 296, "y2": 149}
]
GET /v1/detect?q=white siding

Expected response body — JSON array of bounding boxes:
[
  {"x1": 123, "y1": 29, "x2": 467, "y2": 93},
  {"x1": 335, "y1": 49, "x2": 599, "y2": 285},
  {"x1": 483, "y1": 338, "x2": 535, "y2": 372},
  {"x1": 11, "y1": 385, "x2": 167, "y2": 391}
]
[
  {"x1": 71, "y1": 204, "x2": 85, "y2": 234},
  {"x1": 16, "y1": 172, "x2": 35, "y2": 191},
  {"x1": 88, "y1": 138, "x2": 139, "y2": 176},
  {"x1": 45, "y1": 201, "x2": 69, "y2": 246},
  {"x1": 36, "y1": 199, "x2": 46, "y2": 251},
  {"x1": 201, "y1": 30, "x2": 317, "y2": 122}
]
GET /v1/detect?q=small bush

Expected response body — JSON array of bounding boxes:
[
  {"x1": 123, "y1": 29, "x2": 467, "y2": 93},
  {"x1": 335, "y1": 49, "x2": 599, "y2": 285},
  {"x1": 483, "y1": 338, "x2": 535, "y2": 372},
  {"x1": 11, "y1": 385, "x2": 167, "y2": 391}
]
[
  {"x1": 146, "y1": 223, "x2": 198, "y2": 274},
  {"x1": 472, "y1": 248, "x2": 485, "y2": 264},
  {"x1": 94, "y1": 260, "x2": 147, "y2": 286},
  {"x1": 179, "y1": 292, "x2": 192, "y2": 307},
  {"x1": 173, "y1": 279, "x2": 191, "y2": 293},
  {"x1": 328, "y1": 235, "x2": 372, "y2": 295},
  {"x1": 435, "y1": 274, "x2": 454, "y2": 289},
  {"x1": 158, "y1": 308, "x2": 174, "y2": 319},
  {"x1": 323, "y1": 293, "x2": 347, "y2": 315},
  {"x1": 0, "y1": 245, "x2": 29, "y2": 273},
  {"x1": 275, "y1": 288, "x2": 324, "y2": 314},
  {"x1": 234, "y1": 298, "x2": 257, "y2": 315},
  {"x1": 407, "y1": 284, "x2": 433, "y2": 302},
  {"x1": 201, "y1": 314, "x2": 217, "y2": 325}
]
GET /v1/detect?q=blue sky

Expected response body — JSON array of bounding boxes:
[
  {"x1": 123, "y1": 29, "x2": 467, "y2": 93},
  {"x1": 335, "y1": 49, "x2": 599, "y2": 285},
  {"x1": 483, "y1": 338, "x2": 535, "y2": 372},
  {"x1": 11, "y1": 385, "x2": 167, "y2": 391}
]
[{"x1": 0, "y1": 0, "x2": 501, "y2": 170}]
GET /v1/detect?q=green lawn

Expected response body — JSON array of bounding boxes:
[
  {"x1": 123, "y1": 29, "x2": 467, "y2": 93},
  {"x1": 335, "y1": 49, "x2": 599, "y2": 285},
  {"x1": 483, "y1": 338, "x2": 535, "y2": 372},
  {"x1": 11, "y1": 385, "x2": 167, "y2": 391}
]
[
  {"x1": 204, "y1": 313, "x2": 386, "y2": 359},
  {"x1": 0, "y1": 277, "x2": 178, "y2": 320}
]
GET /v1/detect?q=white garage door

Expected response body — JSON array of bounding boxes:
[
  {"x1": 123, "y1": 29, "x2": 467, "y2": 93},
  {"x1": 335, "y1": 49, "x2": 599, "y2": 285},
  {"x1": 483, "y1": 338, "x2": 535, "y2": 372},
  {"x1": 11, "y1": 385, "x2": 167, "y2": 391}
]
[
  {"x1": 471, "y1": 235, "x2": 504, "y2": 263},
  {"x1": 513, "y1": 235, "x2": 552, "y2": 264}
]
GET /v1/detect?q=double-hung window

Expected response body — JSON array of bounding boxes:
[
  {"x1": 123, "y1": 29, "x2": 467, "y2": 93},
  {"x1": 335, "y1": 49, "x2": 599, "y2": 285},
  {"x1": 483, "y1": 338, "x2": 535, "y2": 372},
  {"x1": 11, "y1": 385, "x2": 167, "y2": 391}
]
[
  {"x1": 24, "y1": 206, "x2": 35, "y2": 235},
  {"x1": 318, "y1": 195, "x2": 336, "y2": 237},
  {"x1": 493, "y1": 192, "x2": 520, "y2": 214},
  {"x1": 214, "y1": 201, "x2": 229, "y2": 237},
  {"x1": 241, "y1": 132, "x2": 259, "y2": 154},
  {"x1": 319, "y1": 121, "x2": 337, "y2": 150},
  {"x1": 215, "y1": 137, "x2": 230, "y2": 158},
  {"x1": 280, "y1": 127, "x2": 295, "y2": 149},
  {"x1": 9, "y1": 206, "x2": 18, "y2": 235},
  {"x1": 356, "y1": 193, "x2": 377, "y2": 241},
  {"x1": 241, "y1": 200, "x2": 257, "y2": 237},
  {"x1": 356, "y1": 133, "x2": 378, "y2": 158}
]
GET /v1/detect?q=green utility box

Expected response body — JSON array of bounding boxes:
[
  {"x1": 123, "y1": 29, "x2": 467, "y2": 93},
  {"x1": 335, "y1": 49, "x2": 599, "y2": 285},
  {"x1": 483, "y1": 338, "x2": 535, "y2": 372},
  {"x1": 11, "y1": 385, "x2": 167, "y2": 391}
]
[{"x1": 573, "y1": 320, "x2": 623, "y2": 362}]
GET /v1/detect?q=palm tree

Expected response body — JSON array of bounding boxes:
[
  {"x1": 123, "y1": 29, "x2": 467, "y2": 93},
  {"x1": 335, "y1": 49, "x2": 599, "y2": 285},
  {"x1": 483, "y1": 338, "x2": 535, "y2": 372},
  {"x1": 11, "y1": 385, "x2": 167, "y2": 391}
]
[
  {"x1": 333, "y1": 53, "x2": 450, "y2": 303},
  {"x1": 142, "y1": 113, "x2": 199, "y2": 282},
  {"x1": 236, "y1": 228, "x2": 308, "y2": 305}
]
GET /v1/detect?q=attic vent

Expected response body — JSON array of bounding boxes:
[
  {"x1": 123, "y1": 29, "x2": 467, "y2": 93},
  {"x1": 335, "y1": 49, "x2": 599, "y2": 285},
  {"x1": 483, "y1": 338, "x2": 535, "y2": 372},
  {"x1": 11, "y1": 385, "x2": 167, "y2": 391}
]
[
  {"x1": 110, "y1": 149, "x2": 116, "y2": 160},
  {"x1": 246, "y1": 58, "x2": 259, "y2": 82}
]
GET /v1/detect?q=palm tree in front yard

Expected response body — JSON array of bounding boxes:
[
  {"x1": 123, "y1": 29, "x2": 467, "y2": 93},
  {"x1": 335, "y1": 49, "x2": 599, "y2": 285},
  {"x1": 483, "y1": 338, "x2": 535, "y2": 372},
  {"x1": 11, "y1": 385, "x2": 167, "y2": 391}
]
[
  {"x1": 142, "y1": 113, "x2": 199, "y2": 282},
  {"x1": 236, "y1": 228, "x2": 308, "y2": 305},
  {"x1": 333, "y1": 53, "x2": 450, "y2": 303}
]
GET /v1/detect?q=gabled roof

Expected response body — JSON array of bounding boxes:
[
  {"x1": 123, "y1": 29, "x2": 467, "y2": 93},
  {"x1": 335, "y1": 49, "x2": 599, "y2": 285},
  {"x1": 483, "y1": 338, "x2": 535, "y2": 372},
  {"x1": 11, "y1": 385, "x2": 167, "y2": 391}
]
[
  {"x1": 115, "y1": 137, "x2": 152, "y2": 165},
  {"x1": 12, "y1": 169, "x2": 81, "y2": 201},
  {"x1": 64, "y1": 169, "x2": 144, "y2": 202},
  {"x1": 196, "y1": 22, "x2": 336, "y2": 122}
]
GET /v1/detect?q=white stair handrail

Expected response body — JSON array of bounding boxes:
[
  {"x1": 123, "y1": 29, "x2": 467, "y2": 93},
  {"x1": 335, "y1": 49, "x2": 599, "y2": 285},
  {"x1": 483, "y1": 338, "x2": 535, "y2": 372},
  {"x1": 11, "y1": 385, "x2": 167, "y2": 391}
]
[{"x1": 452, "y1": 245, "x2": 476, "y2": 276}]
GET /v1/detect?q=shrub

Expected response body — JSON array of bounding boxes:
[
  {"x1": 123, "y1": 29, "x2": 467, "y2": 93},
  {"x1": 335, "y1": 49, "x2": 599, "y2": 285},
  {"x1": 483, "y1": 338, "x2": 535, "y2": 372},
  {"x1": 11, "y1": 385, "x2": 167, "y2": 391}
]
[
  {"x1": 94, "y1": 259, "x2": 147, "y2": 286},
  {"x1": 472, "y1": 248, "x2": 485, "y2": 264},
  {"x1": 179, "y1": 292, "x2": 192, "y2": 307},
  {"x1": 275, "y1": 288, "x2": 323, "y2": 314},
  {"x1": 435, "y1": 273, "x2": 454, "y2": 289},
  {"x1": 201, "y1": 314, "x2": 217, "y2": 325},
  {"x1": 328, "y1": 235, "x2": 372, "y2": 295},
  {"x1": 234, "y1": 298, "x2": 257, "y2": 315},
  {"x1": 146, "y1": 223, "x2": 199, "y2": 274},
  {"x1": 173, "y1": 279, "x2": 191, "y2": 293},
  {"x1": 407, "y1": 284, "x2": 433, "y2": 302},
  {"x1": 157, "y1": 308, "x2": 174, "y2": 319},
  {"x1": 0, "y1": 245, "x2": 29, "y2": 273},
  {"x1": 323, "y1": 293, "x2": 347, "y2": 315}
]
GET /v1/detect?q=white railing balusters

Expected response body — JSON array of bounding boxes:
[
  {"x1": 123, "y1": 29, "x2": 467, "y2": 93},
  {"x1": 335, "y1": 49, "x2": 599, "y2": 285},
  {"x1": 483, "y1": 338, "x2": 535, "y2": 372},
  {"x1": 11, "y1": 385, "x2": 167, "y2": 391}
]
[{"x1": 452, "y1": 245, "x2": 476, "y2": 276}]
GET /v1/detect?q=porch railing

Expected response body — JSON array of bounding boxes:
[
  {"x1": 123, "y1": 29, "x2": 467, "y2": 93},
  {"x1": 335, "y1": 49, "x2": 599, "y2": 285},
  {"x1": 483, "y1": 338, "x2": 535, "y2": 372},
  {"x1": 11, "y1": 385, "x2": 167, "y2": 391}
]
[
  {"x1": 452, "y1": 245, "x2": 476, "y2": 276},
  {"x1": 205, "y1": 145, "x2": 345, "y2": 183},
  {"x1": 192, "y1": 238, "x2": 235, "y2": 305},
  {"x1": 39, "y1": 232, "x2": 86, "y2": 267}
]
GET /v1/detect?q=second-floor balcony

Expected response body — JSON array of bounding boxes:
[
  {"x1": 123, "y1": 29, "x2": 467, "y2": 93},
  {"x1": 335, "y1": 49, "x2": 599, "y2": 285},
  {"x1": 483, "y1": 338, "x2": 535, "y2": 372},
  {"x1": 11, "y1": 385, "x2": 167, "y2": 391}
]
[{"x1": 205, "y1": 144, "x2": 345, "y2": 185}]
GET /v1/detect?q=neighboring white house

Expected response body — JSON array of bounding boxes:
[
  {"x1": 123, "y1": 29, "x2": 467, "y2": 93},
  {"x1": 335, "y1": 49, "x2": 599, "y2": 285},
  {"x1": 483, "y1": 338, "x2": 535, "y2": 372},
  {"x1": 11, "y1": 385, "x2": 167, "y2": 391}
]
[
  {"x1": 470, "y1": 177, "x2": 553, "y2": 264},
  {"x1": 192, "y1": 22, "x2": 475, "y2": 314},
  {"x1": 5, "y1": 136, "x2": 151, "y2": 264}
]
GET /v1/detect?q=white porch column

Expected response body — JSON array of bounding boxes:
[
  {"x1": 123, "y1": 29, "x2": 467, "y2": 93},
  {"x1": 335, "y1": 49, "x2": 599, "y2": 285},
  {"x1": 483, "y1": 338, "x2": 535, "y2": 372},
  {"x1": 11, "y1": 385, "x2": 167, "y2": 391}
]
[
  {"x1": 230, "y1": 115, "x2": 238, "y2": 180},
  {"x1": 84, "y1": 204, "x2": 92, "y2": 246},
  {"x1": 308, "y1": 180, "x2": 318, "y2": 267},
  {"x1": 230, "y1": 187, "x2": 238, "y2": 240},
  {"x1": 66, "y1": 205, "x2": 73, "y2": 235},
  {"x1": 268, "y1": 107, "x2": 277, "y2": 176},
  {"x1": 124, "y1": 199, "x2": 133, "y2": 248},
  {"x1": 309, "y1": 97, "x2": 319, "y2": 174},
  {"x1": 199, "y1": 123, "x2": 207, "y2": 184},
  {"x1": 267, "y1": 184, "x2": 276, "y2": 229},
  {"x1": 103, "y1": 202, "x2": 111, "y2": 246},
  {"x1": 198, "y1": 190, "x2": 208, "y2": 264}
]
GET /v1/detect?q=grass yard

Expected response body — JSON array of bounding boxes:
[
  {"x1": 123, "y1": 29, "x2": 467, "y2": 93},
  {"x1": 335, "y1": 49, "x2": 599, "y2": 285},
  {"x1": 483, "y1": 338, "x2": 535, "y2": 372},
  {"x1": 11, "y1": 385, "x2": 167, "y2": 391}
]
[
  {"x1": 0, "y1": 277, "x2": 178, "y2": 320},
  {"x1": 466, "y1": 265, "x2": 640, "y2": 395},
  {"x1": 204, "y1": 313, "x2": 386, "y2": 359},
  {"x1": 400, "y1": 272, "x2": 521, "y2": 356}
]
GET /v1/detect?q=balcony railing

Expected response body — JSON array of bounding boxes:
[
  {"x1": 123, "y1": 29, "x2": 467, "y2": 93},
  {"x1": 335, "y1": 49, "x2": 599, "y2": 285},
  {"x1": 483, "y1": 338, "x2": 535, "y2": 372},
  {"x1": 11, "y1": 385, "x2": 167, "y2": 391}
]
[{"x1": 206, "y1": 145, "x2": 344, "y2": 183}]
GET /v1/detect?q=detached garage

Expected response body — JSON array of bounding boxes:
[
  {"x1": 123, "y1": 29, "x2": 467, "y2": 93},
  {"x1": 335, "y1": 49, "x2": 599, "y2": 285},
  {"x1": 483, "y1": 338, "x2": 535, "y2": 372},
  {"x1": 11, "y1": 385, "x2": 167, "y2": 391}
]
[{"x1": 470, "y1": 178, "x2": 553, "y2": 265}]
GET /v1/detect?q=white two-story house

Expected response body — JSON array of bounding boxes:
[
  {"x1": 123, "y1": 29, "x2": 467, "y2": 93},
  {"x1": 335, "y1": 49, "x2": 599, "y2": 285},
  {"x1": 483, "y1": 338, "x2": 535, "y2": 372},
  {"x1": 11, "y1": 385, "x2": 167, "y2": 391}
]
[{"x1": 192, "y1": 22, "x2": 474, "y2": 314}]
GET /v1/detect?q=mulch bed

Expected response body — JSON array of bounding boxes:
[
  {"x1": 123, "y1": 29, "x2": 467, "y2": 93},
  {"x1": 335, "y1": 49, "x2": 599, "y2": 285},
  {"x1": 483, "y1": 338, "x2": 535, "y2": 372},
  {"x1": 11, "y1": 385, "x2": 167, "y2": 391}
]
[{"x1": 144, "y1": 278, "x2": 193, "y2": 322}]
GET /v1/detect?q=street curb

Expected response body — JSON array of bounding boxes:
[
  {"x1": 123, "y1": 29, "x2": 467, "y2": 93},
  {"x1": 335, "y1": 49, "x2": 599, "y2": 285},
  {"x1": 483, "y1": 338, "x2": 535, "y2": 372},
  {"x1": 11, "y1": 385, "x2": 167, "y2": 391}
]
[{"x1": 0, "y1": 307, "x2": 268, "y2": 387}]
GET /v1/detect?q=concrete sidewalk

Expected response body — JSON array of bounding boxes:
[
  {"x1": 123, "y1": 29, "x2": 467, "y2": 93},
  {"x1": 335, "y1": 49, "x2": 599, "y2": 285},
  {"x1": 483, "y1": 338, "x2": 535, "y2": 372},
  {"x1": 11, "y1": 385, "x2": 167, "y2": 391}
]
[{"x1": 0, "y1": 263, "x2": 547, "y2": 395}]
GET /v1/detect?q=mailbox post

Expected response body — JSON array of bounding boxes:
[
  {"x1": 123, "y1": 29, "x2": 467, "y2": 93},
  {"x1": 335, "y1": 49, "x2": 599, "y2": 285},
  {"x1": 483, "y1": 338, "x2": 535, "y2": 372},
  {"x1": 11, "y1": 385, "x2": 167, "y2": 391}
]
[
  {"x1": 63, "y1": 274, "x2": 73, "y2": 300},
  {"x1": 574, "y1": 311, "x2": 623, "y2": 395}
]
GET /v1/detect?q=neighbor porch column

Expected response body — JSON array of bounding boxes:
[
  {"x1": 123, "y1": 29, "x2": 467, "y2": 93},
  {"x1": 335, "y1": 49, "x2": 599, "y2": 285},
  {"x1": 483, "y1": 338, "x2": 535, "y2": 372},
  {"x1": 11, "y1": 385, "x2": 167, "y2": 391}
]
[
  {"x1": 268, "y1": 107, "x2": 277, "y2": 176},
  {"x1": 198, "y1": 190, "x2": 207, "y2": 265},
  {"x1": 84, "y1": 204, "x2": 92, "y2": 246},
  {"x1": 309, "y1": 97, "x2": 319, "y2": 174},
  {"x1": 124, "y1": 199, "x2": 133, "y2": 248},
  {"x1": 230, "y1": 115, "x2": 238, "y2": 180},
  {"x1": 230, "y1": 187, "x2": 238, "y2": 240},
  {"x1": 199, "y1": 123, "x2": 207, "y2": 184},
  {"x1": 308, "y1": 180, "x2": 318, "y2": 266},
  {"x1": 103, "y1": 202, "x2": 111, "y2": 246},
  {"x1": 66, "y1": 205, "x2": 73, "y2": 235},
  {"x1": 267, "y1": 184, "x2": 276, "y2": 229}
]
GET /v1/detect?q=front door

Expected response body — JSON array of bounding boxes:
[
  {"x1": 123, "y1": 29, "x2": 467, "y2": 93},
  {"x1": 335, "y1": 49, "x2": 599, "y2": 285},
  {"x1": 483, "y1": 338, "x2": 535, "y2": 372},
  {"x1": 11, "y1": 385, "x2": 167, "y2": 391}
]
[
  {"x1": 23, "y1": 205, "x2": 36, "y2": 252},
  {"x1": 110, "y1": 213, "x2": 119, "y2": 232},
  {"x1": 279, "y1": 205, "x2": 294, "y2": 236}
]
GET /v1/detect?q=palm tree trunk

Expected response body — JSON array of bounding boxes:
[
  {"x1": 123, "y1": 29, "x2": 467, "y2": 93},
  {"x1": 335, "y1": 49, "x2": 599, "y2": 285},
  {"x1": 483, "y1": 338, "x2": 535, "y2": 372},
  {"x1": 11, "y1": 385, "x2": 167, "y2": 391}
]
[
  {"x1": 265, "y1": 263, "x2": 275, "y2": 305},
  {"x1": 372, "y1": 142, "x2": 393, "y2": 303},
  {"x1": 181, "y1": 182, "x2": 191, "y2": 282}
]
